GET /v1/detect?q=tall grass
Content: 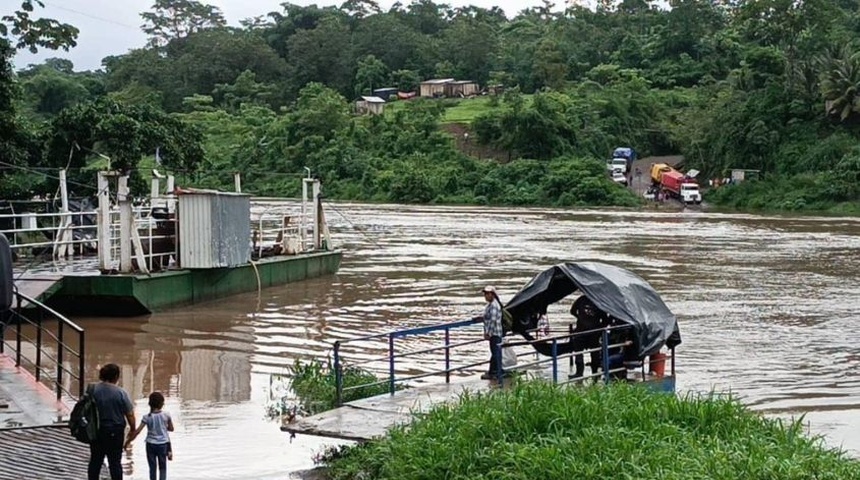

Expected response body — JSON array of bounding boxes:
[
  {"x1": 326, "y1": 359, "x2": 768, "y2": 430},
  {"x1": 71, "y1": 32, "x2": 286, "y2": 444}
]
[
  {"x1": 270, "y1": 359, "x2": 396, "y2": 417},
  {"x1": 322, "y1": 381, "x2": 860, "y2": 480}
]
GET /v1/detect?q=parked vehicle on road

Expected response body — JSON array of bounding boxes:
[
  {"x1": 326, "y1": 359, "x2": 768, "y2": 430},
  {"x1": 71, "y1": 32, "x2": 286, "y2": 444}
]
[
  {"x1": 649, "y1": 163, "x2": 701, "y2": 204},
  {"x1": 607, "y1": 158, "x2": 629, "y2": 175},
  {"x1": 611, "y1": 170, "x2": 628, "y2": 187}
]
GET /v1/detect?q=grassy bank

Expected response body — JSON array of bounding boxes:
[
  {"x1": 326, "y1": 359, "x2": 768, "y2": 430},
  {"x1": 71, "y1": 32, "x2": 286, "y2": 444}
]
[{"x1": 319, "y1": 381, "x2": 860, "y2": 480}]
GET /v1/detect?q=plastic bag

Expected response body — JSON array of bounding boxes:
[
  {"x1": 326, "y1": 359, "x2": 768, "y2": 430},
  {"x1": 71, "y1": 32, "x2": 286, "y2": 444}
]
[{"x1": 501, "y1": 338, "x2": 518, "y2": 369}]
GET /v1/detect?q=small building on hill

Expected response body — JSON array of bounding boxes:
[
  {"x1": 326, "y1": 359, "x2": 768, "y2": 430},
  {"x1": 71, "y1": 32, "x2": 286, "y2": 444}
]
[
  {"x1": 445, "y1": 80, "x2": 479, "y2": 98},
  {"x1": 419, "y1": 78, "x2": 454, "y2": 97},
  {"x1": 372, "y1": 87, "x2": 399, "y2": 101},
  {"x1": 355, "y1": 96, "x2": 386, "y2": 115}
]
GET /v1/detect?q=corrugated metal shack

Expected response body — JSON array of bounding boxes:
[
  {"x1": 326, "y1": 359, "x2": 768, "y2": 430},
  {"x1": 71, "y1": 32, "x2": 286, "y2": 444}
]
[
  {"x1": 419, "y1": 78, "x2": 454, "y2": 97},
  {"x1": 177, "y1": 190, "x2": 251, "y2": 269},
  {"x1": 355, "y1": 96, "x2": 386, "y2": 115},
  {"x1": 445, "y1": 80, "x2": 479, "y2": 97}
]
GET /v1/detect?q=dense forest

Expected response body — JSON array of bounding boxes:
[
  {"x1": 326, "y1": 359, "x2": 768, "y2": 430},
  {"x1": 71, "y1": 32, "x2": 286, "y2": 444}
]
[{"x1": 3, "y1": 0, "x2": 860, "y2": 211}]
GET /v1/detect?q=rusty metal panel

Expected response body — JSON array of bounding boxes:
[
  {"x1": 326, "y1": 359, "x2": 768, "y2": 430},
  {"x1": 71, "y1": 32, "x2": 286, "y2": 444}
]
[
  {"x1": 0, "y1": 425, "x2": 105, "y2": 480},
  {"x1": 178, "y1": 192, "x2": 251, "y2": 269}
]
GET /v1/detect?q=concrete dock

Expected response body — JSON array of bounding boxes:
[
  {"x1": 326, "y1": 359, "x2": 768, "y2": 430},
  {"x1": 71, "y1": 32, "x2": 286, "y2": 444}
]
[
  {"x1": 281, "y1": 378, "x2": 496, "y2": 441},
  {"x1": 0, "y1": 355, "x2": 101, "y2": 480}
]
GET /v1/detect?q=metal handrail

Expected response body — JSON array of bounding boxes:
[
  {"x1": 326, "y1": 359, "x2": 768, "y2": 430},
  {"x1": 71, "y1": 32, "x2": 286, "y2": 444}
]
[
  {"x1": 0, "y1": 289, "x2": 86, "y2": 402},
  {"x1": 333, "y1": 318, "x2": 675, "y2": 406}
]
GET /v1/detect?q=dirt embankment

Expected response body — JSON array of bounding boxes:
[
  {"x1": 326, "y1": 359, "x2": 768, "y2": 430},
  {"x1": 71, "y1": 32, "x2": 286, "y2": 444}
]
[{"x1": 441, "y1": 123, "x2": 512, "y2": 163}]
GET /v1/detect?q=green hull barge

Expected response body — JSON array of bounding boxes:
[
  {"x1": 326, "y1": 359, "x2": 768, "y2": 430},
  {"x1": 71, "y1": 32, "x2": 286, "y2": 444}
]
[{"x1": 41, "y1": 250, "x2": 341, "y2": 316}]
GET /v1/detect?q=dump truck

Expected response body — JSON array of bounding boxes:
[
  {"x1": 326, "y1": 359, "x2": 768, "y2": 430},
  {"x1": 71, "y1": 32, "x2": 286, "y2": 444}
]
[{"x1": 650, "y1": 163, "x2": 701, "y2": 204}]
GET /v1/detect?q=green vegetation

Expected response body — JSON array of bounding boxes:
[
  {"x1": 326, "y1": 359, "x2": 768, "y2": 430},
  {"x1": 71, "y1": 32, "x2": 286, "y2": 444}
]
[
  {"x1": 268, "y1": 359, "x2": 395, "y2": 417},
  {"x1": 4, "y1": 0, "x2": 860, "y2": 211},
  {"x1": 321, "y1": 381, "x2": 860, "y2": 480}
]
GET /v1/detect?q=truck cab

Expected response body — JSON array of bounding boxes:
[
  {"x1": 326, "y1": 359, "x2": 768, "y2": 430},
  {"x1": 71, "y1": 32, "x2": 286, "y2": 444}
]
[
  {"x1": 680, "y1": 183, "x2": 701, "y2": 204},
  {"x1": 607, "y1": 158, "x2": 628, "y2": 174}
]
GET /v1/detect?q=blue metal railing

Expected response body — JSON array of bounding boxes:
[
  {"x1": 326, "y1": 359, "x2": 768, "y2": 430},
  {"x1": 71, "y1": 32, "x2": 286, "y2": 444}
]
[
  {"x1": 332, "y1": 317, "x2": 675, "y2": 406},
  {"x1": 0, "y1": 289, "x2": 86, "y2": 402}
]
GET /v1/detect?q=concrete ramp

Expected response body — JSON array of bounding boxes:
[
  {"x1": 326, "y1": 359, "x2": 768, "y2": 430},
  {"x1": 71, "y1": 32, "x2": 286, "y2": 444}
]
[
  {"x1": 13, "y1": 275, "x2": 63, "y2": 305},
  {"x1": 281, "y1": 378, "x2": 494, "y2": 442}
]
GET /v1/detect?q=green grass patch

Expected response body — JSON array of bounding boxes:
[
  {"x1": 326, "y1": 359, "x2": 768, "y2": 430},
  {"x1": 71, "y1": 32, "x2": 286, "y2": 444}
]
[
  {"x1": 268, "y1": 359, "x2": 396, "y2": 417},
  {"x1": 441, "y1": 97, "x2": 494, "y2": 123},
  {"x1": 321, "y1": 381, "x2": 860, "y2": 480},
  {"x1": 384, "y1": 96, "x2": 530, "y2": 124}
]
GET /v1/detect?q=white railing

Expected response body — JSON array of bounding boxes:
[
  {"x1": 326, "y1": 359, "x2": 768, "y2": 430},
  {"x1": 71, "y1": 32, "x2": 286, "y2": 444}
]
[
  {"x1": 250, "y1": 207, "x2": 314, "y2": 258},
  {"x1": 0, "y1": 210, "x2": 98, "y2": 258},
  {"x1": 4, "y1": 171, "x2": 332, "y2": 272}
]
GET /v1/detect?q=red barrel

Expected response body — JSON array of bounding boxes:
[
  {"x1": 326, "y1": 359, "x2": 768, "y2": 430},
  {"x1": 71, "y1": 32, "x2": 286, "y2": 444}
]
[{"x1": 649, "y1": 352, "x2": 667, "y2": 377}]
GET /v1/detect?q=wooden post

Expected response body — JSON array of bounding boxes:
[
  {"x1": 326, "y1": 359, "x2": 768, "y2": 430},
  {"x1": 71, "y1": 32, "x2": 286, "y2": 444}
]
[
  {"x1": 118, "y1": 175, "x2": 132, "y2": 273},
  {"x1": 97, "y1": 172, "x2": 111, "y2": 271},
  {"x1": 234, "y1": 172, "x2": 241, "y2": 193}
]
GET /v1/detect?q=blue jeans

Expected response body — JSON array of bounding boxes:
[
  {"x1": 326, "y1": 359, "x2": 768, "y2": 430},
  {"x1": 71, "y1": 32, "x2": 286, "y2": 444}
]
[
  {"x1": 146, "y1": 442, "x2": 169, "y2": 480},
  {"x1": 88, "y1": 426, "x2": 124, "y2": 480}
]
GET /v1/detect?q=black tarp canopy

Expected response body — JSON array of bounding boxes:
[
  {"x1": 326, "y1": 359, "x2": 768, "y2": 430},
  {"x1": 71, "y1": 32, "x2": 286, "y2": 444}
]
[{"x1": 505, "y1": 262, "x2": 681, "y2": 358}]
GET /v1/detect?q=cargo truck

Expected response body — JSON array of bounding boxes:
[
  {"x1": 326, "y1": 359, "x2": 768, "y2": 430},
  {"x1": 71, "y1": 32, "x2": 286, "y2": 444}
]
[{"x1": 650, "y1": 163, "x2": 701, "y2": 205}]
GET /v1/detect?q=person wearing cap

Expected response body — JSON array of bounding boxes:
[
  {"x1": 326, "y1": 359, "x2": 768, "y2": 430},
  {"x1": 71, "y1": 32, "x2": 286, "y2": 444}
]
[{"x1": 481, "y1": 285, "x2": 504, "y2": 380}]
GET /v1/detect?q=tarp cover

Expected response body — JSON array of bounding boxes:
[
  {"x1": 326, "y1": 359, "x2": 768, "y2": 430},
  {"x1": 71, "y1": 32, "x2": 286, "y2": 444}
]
[
  {"x1": 612, "y1": 147, "x2": 634, "y2": 159},
  {"x1": 505, "y1": 262, "x2": 681, "y2": 358}
]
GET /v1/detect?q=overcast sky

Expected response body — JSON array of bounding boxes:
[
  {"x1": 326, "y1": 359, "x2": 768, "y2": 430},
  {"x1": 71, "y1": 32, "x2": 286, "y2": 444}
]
[{"x1": 11, "y1": 0, "x2": 557, "y2": 71}]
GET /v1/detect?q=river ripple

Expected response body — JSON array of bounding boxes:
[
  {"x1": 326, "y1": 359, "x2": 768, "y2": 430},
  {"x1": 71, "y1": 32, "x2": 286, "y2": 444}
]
[{"x1": 75, "y1": 203, "x2": 860, "y2": 479}]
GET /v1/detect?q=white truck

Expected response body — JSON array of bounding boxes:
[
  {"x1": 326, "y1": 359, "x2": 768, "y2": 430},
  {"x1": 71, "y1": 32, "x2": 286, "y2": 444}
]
[{"x1": 606, "y1": 157, "x2": 628, "y2": 175}]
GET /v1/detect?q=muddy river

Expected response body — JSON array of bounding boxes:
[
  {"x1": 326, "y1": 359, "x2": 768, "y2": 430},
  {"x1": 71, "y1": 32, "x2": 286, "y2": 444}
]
[{"x1": 73, "y1": 204, "x2": 860, "y2": 479}]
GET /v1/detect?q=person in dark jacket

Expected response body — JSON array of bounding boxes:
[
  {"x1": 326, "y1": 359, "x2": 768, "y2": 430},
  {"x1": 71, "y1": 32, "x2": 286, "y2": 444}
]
[
  {"x1": 89, "y1": 363, "x2": 136, "y2": 480},
  {"x1": 569, "y1": 296, "x2": 605, "y2": 379}
]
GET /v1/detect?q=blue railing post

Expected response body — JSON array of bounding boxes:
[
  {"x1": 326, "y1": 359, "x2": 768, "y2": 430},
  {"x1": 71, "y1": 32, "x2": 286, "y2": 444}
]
[
  {"x1": 388, "y1": 333, "x2": 395, "y2": 395},
  {"x1": 551, "y1": 338, "x2": 558, "y2": 384},
  {"x1": 601, "y1": 329, "x2": 610, "y2": 384},
  {"x1": 333, "y1": 341, "x2": 343, "y2": 407},
  {"x1": 444, "y1": 327, "x2": 450, "y2": 384}
]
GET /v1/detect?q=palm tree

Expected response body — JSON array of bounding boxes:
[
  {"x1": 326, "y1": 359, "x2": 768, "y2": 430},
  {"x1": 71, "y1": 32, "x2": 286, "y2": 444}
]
[{"x1": 818, "y1": 44, "x2": 860, "y2": 122}]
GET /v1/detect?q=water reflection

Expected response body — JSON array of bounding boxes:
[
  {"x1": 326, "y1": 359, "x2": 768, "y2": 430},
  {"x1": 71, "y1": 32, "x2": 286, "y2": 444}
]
[{"x1": 72, "y1": 203, "x2": 860, "y2": 478}]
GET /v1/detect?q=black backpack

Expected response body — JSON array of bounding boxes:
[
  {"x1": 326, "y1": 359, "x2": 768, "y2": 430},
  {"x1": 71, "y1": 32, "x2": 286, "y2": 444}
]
[{"x1": 69, "y1": 384, "x2": 100, "y2": 444}]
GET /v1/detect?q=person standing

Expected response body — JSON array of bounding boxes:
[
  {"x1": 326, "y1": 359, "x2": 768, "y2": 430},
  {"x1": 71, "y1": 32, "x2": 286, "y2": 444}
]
[
  {"x1": 89, "y1": 363, "x2": 135, "y2": 480},
  {"x1": 125, "y1": 391, "x2": 175, "y2": 480},
  {"x1": 569, "y1": 297, "x2": 605, "y2": 379},
  {"x1": 480, "y1": 285, "x2": 504, "y2": 380}
]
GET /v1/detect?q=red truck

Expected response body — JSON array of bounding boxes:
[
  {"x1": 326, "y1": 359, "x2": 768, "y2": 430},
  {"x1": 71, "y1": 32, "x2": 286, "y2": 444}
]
[{"x1": 662, "y1": 171, "x2": 701, "y2": 204}]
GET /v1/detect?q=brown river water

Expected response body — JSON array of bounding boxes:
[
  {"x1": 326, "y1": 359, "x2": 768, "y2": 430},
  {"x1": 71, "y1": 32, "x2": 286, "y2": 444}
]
[{"x1": 71, "y1": 203, "x2": 860, "y2": 479}]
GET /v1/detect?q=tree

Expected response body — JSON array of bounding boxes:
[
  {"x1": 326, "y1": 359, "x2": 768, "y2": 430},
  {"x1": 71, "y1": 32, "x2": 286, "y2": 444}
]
[
  {"x1": 355, "y1": 54, "x2": 388, "y2": 96},
  {"x1": 1, "y1": 1, "x2": 78, "y2": 199},
  {"x1": 819, "y1": 44, "x2": 860, "y2": 122},
  {"x1": 141, "y1": 0, "x2": 226, "y2": 48},
  {"x1": 1, "y1": 1, "x2": 79, "y2": 53},
  {"x1": 46, "y1": 98, "x2": 205, "y2": 180},
  {"x1": 285, "y1": 16, "x2": 354, "y2": 96},
  {"x1": 390, "y1": 69, "x2": 421, "y2": 92},
  {"x1": 21, "y1": 67, "x2": 92, "y2": 116},
  {"x1": 212, "y1": 70, "x2": 276, "y2": 111}
]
